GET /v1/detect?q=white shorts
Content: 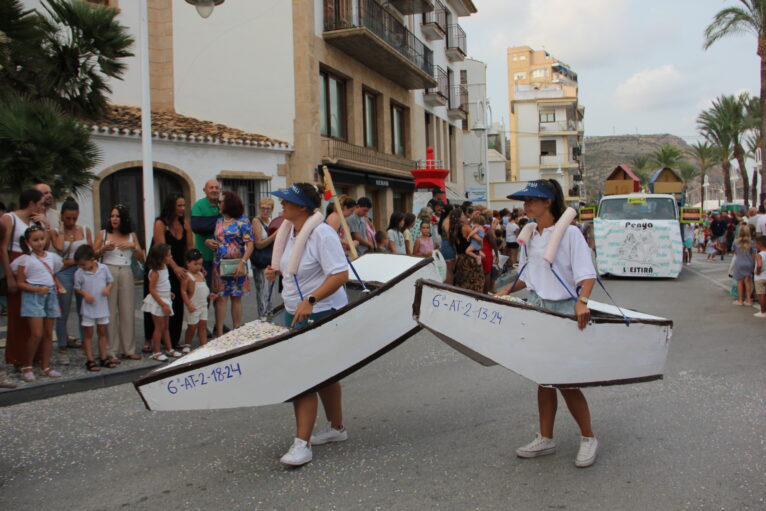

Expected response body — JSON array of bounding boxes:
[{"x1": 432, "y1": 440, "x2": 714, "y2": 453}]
[
  {"x1": 184, "y1": 304, "x2": 208, "y2": 325},
  {"x1": 82, "y1": 316, "x2": 109, "y2": 327}
]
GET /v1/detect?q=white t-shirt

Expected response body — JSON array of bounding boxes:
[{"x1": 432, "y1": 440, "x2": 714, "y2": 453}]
[
  {"x1": 280, "y1": 223, "x2": 349, "y2": 314},
  {"x1": 757, "y1": 215, "x2": 766, "y2": 235},
  {"x1": 74, "y1": 262, "x2": 113, "y2": 318},
  {"x1": 505, "y1": 221, "x2": 520, "y2": 243},
  {"x1": 518, "y1": 225, "x2": 596, "y2": 301},
  {"x1": 755, "y1": 251, "x2": 766, "y2": 282},
  {"x1": 387, "y1": 229, "x2": 406, "y2": 255},
  {"x1": 11, "y1": 251, "x2": 63, "y2": 286}
]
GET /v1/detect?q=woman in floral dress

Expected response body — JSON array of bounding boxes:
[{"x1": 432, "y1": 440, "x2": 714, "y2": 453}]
[{"x1": 212, "y1": 191, "x2": 254, "y2": 337}]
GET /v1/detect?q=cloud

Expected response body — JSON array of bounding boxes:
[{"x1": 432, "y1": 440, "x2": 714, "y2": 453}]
[{"x1": 614, "y1": 65, "x2": 688, "y2": 112}]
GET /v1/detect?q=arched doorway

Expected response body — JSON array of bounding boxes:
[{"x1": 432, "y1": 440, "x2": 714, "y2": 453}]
[{"x1": 99, "y1": 167, "x2": 186, "y2": 244}]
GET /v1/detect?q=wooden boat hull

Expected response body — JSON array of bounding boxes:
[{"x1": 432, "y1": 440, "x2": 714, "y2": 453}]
[
  {"x1": 135, "y1": 255, "x2": 440, "y2": 411},
  {"x1": 413, "y1": 280, "x2": 672, "y2": 388}
]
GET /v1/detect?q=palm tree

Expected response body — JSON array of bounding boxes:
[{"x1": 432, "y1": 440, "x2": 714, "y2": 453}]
[
  {"x1": 704, "y1": 0, "x2": 766, "y2": 205},
  {"x1": 630, "y1": 155, "x2": 654, "y2": 190},
  {"x1": 678, "y1": 161, "x2": 700, "y2": 204},
  {"x1": 687, "y1": 141, "x2": 719, "y2": 206},
  {"x1": 698, "y1": 95, "x2": 738, "y2": 202},
  {"x1": 728, "y1": 93, "x2": 752, "y2": 207},
  {"x1": 650, "y1": 144, "x2": 686, "y2": 170},
  {"x1": 744, "y1": 94, "x2": 762, "y2": 205}
]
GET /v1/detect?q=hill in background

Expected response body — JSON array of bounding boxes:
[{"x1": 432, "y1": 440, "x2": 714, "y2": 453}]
[{"x1": 583, "y1": 134, "x2": 721, "y2": 201}]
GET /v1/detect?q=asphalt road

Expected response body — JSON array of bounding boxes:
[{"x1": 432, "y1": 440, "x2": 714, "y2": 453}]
[{"x1": 1, "y1": 256, "x2": 764, "y2": 510}]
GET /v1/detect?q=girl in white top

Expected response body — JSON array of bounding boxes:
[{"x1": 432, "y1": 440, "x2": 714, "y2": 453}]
[
  {"x1": 497, "y1": 179, "x2": 599, "y2": 468},
  {"x1": 10, "y1": 225, "x2": 66, "y2": 382},
  {"x1": 181, "y1": 249, "x2": 214, "y2": 351},
  {"x1": 93, "y1": 205, "x2": 144, "y2": 363},
  {"x1": 753, "y1": 236, "x2": 766, "y2": 317},
  {"x1": 265, "y1": 183, "x2": 349, "y2": 467},
  {"x1": 386, "y1": 212, "x2": 407, "y2": 255},
  {"x1": 141, "y1": 243, "x2": 180, "y2": 361}
]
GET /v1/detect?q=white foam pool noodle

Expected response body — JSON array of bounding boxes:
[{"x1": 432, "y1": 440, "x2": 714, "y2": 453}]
[
  {"x1": 286, "y1": 211, "x2": 325, "y2": 275},
  {"x1": 543, "y1": 207, "x2": 577, "y2": 263},
  {"x1": 516, "y1": 223, "x2": 536, "y2": 246}
]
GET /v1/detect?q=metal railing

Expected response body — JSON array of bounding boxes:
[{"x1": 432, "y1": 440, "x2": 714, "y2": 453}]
[
  {"x1": 423, "y1": 0, "x2": 446, "y2": 33},
  {"x1": 323, "y1": 138, "x2": 416, "y2": 173},
  {"x1": 447, "y1": 24, "x2": 466, "y2": 56},
  {"x1": 324, "y1": 0, "x2": 433, "y2": 77},
  {"x1": 539, "y1": 120, "x2": 577, "y2": 132},
  {"x1": 428, "y1": 66, "x2": 449, "y2": 99},
  {"x1": 449, "y1": 84, "x2": 468, "y2": 112}
]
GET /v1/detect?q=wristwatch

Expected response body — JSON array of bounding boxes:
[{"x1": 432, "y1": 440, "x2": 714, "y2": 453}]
[
  {"x1": 307, "y1": 295, "x2": 317, "y2": 305},
  {"x1": 578, "y1": 296, "x2": 589, "y2": 304}
]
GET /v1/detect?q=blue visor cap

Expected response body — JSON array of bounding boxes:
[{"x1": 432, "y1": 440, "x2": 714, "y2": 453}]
[
  {"x1": 506, "y1": 181, "x2": 556, "y2": 201},
  {"x1": 271, "y1": 185, "x2": 316, "y2": 209}
]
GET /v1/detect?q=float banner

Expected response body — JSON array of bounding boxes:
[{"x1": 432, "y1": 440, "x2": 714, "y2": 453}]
[
  {"x1": 594, "y1": 219, "x2": 683, "y2": 278},
  {"x1": 579, "y1": 206, "x2": 596, "y2": 222},
  {"x1": 680, "y1": 206, "x2": 702, "y2": 224}
]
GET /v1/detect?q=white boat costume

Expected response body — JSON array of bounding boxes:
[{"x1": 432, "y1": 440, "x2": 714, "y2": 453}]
[
  {"x1": 134, "y1": 211, "x2": 443, "y2": 411},
  {"x1": 414, "y1": 208, "x2": 672, "y2": 388}
]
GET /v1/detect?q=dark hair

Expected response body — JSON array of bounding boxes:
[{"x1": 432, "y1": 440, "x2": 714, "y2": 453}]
[
  {"x1": 60, "y1": 199, "x2": 79, "y2": 215},
  {"x1": 146, "y1": 243, "x2": 171, "y2": 271},
  {"x1": 325, "y1": 195, "x2": 356, "y2": 216},
  {"x1": 18, "y1": 225, "x2": 45, "y2": 254},
  {"x1": 220, "y1": 191, "x2": 245, "y2": 218},
  {"x1": 0, "y1": 201, "x2": 6, "y2": 211},
  {"x1": 532, "y1": 179, "x2": 567, "y2": 221},
  {"x1": 185, "y1": 248, "x2": 203, "y2": 263},
  {"x1": 159, "y1": 192, "x2": 184, "y2": 225},
  {"x1": 403, "y1": 212, "x2": 416, "y2": 230},
  {"x1": 74, "y1": 244, "x2": 96, "y2": 262},
  {"x1": 448, "y1": 207, "x2": 463, "y2": 247},
  {"x1": 387, "y1": 212, "x2": 405, "y2": 231},
  {"x1": 357, "y1": 197, "x2": 372, "y2": 209},
  {"x1": 755, "y1": 235, "x2": 766, "y2": 247},
  {"x1": 19, "y1": 189, "x2": 43, "y2": 209},
  {"x1": 374, "y1": 230, "x2": 386, "y2": 245},
  {"x1": 106, "y1": 204, "x2": 133, "y2": 234},
  {"x1": 474, "y1": 214, "x2": 487, "y2": 225},
  {"x1": 438, "y1": 203, "x2": 453, "y2": 234}
]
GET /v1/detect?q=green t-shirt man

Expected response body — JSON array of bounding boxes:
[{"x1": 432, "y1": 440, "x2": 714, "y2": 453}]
[{"x1": 190, "y1": 180, "x2": 222, "y2": 263}]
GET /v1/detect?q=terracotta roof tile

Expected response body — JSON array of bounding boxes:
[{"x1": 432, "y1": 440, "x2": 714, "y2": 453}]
[{"x1": 90, "y1": 104, "x2": 290, "y2": 149}]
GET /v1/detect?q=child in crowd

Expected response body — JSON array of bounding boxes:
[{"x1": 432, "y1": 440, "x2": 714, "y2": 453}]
[
  {"x1": 10, "y1": 225, "x2": 65, "y2": 382},
  {"x1": 142, "y1": 243, "x2": 180, "y2": 361},
  {"x1": 181, "y1": 249, "x2": 213, "y2": 351},
  {"x1": 694, "y1": 224, "x2": 705, "y2": 253},
  {"x1": 731, "y1": 225, "x2": 756, "y2": 306},
  {"x1": 753, "y1": 235, "x2": 766, "y2": 318},
  {"x1": 374, "y1": 231, "x2": 390, "y2": 253},
  {"x1": 73, "y1": 245, "x2": 114, "y2": 371},
  {"x1": 413, "y1": 221, "x2": 434, "y2": 257},
  {"x1": 683, "y1": 223, "x2": 694, "y2": 264},
  {"x1": 466, "y1": 215, "x2": 486, "y2": 265},
  {"x1": 705, "y1": 236, "x2": 718, "y2": 261}
]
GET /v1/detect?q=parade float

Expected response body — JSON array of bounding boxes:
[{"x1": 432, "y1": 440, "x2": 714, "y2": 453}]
[
  {"x1": 594, "y1": 193, "x2": 683, "y2": 278},
  {"x1": 413, "y1": 207, "x2": 673, "y2": 388}
]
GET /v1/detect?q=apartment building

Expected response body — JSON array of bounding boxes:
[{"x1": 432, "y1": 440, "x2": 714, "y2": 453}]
[
  {"x1": 492, "y1": 45, "x2": 585, "y2": 209},
  {"x1": 457, "y1": 58, "x2": 490, "y2": 206},
  {"x1": 293, "y1": 0, "x2": 477, "y2": 227}
]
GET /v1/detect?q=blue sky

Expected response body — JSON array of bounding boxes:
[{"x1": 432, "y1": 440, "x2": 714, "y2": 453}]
[{"x1": 460, "y1": 0, "x2": 760, "y2": 142}]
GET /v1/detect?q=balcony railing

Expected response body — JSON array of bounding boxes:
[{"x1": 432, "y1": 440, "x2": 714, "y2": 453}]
[
  {"x1": 540, "y1": 154, "x2": 579, "y2": 167},
  {"x1": 323, "y1": 137, "x2": 416, "y2": 175},
  {"x1": 539, "y1": 120, "x2": 578, "y2": 132},
  {"x1": 421, "y1": 0, "x2": 447, "y2": 38},
  {"x1": 446, "y1": 24, "x2": 466, "y2": 59},
  {"x1": 324, "y1": 0, "x2": 433, "y2": 79},
  {"x1": 388, "y1": 0, "x2": 434, "y2": 15},
  {"x1": 428, "y1": 66, "x2": 449, "y2": 99},
  {"x1": 449, "y1": 84, "x2": 468, "y2": 112}
]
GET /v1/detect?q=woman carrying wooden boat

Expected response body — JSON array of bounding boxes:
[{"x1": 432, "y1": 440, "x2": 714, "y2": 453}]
[
  {"x1": 265, "y1": 183, "x2": 350, "y2": 467},
  {"x1": 496, "y1": 179, "x2": 599, "y2": 468}
]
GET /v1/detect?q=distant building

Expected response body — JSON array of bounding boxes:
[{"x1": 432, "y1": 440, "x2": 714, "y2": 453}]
[{"x1": 492, "y1": 45, "x2": 585, "y2": 209}]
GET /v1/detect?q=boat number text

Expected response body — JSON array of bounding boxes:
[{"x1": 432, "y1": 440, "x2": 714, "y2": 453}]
[
  {"x1": 166, "y1": 362, "x2": 242, "y2": 395},
  {"x1": 431, "y1": 293, "x2": 503, "y2": 325}
]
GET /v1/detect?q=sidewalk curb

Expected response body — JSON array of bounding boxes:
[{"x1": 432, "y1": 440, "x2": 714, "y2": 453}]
[{"x1": 0, "y1": 362, "x2": 161, "y2": 408}]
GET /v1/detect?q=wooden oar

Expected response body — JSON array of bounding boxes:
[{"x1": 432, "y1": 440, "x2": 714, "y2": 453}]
[{"x1": 323, "y1": 165, "x2": 359, "y2": 260}]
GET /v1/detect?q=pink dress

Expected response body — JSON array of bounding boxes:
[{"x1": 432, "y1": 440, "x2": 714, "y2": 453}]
[{"x1": 417, "y1": 236, "x2": 434, "y2": 255}]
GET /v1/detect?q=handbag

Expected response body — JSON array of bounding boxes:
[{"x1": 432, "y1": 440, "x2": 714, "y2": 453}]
[{"x1": 220, "y1": 258, "x2": 241, "y2": 277}]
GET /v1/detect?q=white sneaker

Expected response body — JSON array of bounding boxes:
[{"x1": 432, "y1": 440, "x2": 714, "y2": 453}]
[
  {"x1": 151, "y1": 352, "x2": 168, "y2": 362},
  {"x1": 310, "y1": 423, "x2": 348, "y2": 445},
  {"x1": 754, "y1": 312, "x2": 766, "y2": 318},
  {"x1": 280, "y1": 438, "x2": 312, "y2": 466},
  {"x1": 575, "y1": 436, "x2": 598, "y2": 468},
  {"x1": 516, "y1": 433, "x2": 556, "y2": 458}
]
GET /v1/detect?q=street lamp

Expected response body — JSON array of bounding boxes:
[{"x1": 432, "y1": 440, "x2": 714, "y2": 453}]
[{"x1": 185, "y1": 0, "x2": 225, "y2": 19}]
